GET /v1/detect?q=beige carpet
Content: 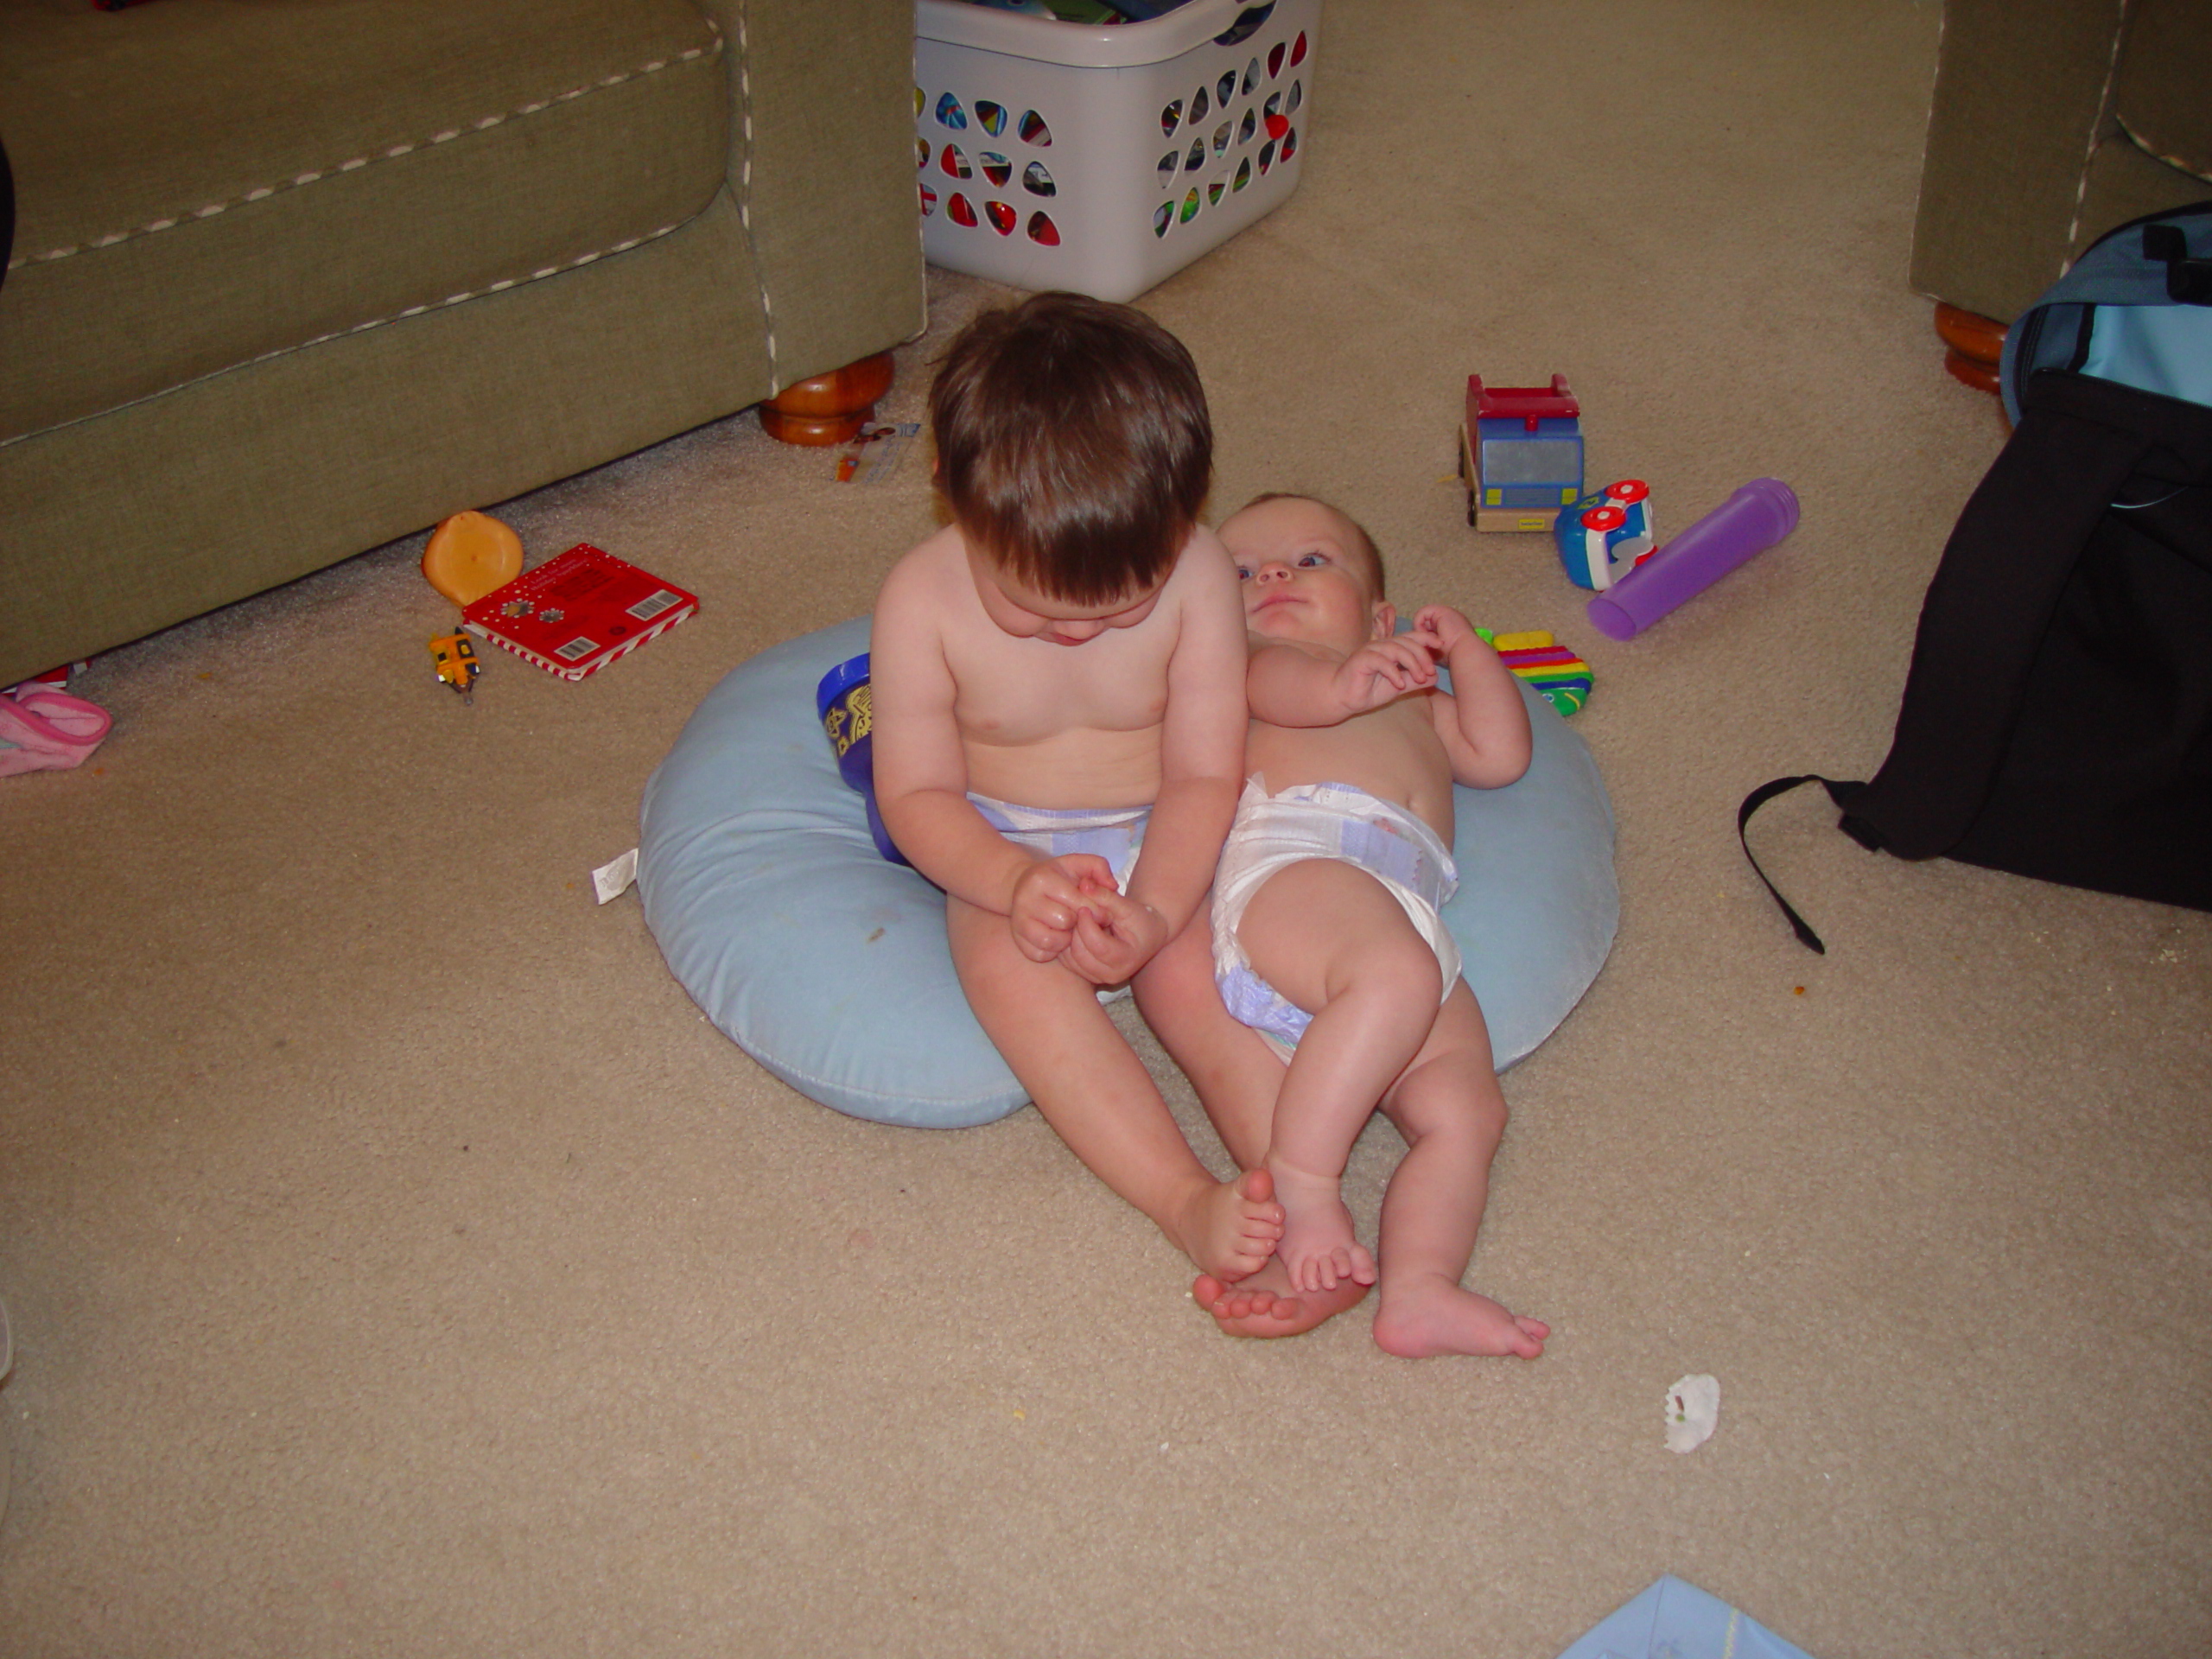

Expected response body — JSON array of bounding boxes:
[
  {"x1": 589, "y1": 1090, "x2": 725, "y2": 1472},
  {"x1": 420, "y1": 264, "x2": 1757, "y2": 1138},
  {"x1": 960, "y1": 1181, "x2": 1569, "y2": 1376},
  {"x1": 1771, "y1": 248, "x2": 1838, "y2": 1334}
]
[{"x1": 5, "y1": 3, "x2": 2209, "y2": 1655}]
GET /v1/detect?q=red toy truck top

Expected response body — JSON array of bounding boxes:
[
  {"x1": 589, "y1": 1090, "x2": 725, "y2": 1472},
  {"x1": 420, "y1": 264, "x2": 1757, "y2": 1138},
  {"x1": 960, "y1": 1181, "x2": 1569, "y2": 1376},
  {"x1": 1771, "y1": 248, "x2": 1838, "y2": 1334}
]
[{"x1": 1468, "y1": 374, "x2": 1579, "y2": 432}]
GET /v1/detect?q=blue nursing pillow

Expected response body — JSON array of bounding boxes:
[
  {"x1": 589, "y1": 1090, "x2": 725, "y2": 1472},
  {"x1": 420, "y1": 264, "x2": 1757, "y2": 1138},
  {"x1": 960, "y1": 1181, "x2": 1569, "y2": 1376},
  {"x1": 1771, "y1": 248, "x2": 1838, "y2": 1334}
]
[{"x1": 640, "y1": 616, "x2": 1618, "y2": 1128}]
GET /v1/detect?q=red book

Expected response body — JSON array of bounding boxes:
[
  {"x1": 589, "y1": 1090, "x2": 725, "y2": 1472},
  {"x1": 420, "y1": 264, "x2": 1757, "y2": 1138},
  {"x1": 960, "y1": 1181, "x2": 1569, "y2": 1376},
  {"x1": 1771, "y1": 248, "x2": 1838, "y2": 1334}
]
[{"x1": 461, "y1": 543, "x2": 696, "y2": 681}]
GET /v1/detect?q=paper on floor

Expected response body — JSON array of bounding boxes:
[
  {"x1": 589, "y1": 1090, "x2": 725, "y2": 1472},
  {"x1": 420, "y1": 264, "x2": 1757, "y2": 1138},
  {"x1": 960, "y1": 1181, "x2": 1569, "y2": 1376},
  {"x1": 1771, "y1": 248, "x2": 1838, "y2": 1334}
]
[{"x1": 1665, "y1": 1373, "x2": 1719, "y2": 1453}]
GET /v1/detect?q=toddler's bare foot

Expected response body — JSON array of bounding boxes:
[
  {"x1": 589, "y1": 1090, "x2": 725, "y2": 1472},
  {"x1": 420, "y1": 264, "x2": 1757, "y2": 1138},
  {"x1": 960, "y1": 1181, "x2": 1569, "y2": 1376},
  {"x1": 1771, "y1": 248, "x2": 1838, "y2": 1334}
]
[
  {"x1": 1267, "y1": 1160, "x2": 1376, "y2": 1292},
  {"x1": 1170, "y1": 1167, "x2": 1285, "y2": 1281},
  {"x1": 1371, "y1": 1273, "x2": 1548, "y2": 1359},
  {"x1": 1192, "y1": 1257, "x2": 1370, "y2": 1338}
]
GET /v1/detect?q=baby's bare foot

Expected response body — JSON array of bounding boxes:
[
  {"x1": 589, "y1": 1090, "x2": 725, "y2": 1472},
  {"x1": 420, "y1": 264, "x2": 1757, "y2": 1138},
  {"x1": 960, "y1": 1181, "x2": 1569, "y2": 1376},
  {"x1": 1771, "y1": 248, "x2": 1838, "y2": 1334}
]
[
  {"x1": 1193, "y1": 1258, "x2": 1370, "y2": 1338},
  {"x1": 1371, "y1": 1274, "x2": 1548, "y2": 1359},
  {"x1": 1172, "y1": 1168, "x2": 1285, "y2": 1281},
  {"x1": 1267, "y1": 1160, "x2": 1376, "y2": 1292}
]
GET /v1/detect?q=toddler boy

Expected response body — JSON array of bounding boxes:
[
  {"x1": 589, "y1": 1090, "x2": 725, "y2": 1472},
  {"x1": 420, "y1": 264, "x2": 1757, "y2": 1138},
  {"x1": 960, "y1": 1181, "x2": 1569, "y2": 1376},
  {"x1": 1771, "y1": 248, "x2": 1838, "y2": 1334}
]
[{"x1": 868, "y1": 293, "x2": 1283, "y2": 1285}]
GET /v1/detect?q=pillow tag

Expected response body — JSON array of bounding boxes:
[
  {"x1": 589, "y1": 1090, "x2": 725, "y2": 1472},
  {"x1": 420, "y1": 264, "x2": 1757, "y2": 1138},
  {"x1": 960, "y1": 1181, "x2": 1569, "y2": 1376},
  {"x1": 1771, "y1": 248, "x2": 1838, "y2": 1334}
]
[{"x1": 593, "y1": 848, "x2": 639, "y2": 905}]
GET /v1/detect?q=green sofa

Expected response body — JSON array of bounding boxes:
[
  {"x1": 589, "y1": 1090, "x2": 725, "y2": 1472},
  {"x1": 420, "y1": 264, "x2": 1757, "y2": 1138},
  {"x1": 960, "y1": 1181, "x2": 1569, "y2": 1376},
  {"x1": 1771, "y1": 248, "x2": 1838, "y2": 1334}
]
[
  {"x1": 1911, "y1": 0, "x2": 2212, "y2": 327},
  {"x1": 0, "y1": 0, "x2": 926, "y2": 686}
]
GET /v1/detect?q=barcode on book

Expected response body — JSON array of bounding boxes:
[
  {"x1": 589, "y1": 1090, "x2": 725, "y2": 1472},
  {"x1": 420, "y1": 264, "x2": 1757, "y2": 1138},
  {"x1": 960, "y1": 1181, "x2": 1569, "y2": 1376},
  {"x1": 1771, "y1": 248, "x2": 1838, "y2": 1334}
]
[
  {"x1": 555, "y1": 636, "x2": 600, "y2": 662},
  {"x1": 627, "y1": 589, "x2": 682, "y2": 622}
]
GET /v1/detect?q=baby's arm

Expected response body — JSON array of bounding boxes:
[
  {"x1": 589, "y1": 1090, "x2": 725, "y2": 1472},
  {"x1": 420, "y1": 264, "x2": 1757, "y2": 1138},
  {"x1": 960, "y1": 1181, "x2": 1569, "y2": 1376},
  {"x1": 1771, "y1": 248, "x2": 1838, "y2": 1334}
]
[
  {"x1": 1065, "y1": 541, "x2": 1248, "y2": 985},
  {"x1": 1412, "y1": 605, "x2": 1533, "y2": 788},
  {"x1": 1246, "y1": 633, "x2": 1439, "y2": 729},
  {"x1": 871, "y1": 557, "x2": 1108, "y2": 962}
]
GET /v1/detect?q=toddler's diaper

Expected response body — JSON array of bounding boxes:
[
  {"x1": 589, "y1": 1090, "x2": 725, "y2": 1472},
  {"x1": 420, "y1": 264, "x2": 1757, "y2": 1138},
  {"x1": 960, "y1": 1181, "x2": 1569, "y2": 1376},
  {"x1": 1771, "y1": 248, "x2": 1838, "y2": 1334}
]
[
  {"x1": 970, "y1": 794, "x2": 1150, "y2": 1001},
  {"x1": 1211, "y1": 778, "x2": 1460, "y2": 1057},
  {"x1": 968, "y1": 794, "x2": 1149, "y2": 891}
]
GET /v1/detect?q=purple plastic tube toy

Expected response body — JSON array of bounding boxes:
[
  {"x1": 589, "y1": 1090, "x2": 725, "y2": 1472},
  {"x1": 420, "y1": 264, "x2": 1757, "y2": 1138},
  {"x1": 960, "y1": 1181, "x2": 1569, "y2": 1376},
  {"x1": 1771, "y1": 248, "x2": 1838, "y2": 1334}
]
[{"x1": 1585, "y1": 479, "x2": 1799, "y2": 640}]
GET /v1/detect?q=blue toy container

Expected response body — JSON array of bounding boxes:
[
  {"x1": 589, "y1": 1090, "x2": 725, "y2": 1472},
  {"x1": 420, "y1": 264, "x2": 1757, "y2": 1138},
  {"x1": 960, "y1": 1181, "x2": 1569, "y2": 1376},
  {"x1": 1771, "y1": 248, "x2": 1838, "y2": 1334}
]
[{"x1": 816, "y1": 652, "x2": 909, "y2": 865}]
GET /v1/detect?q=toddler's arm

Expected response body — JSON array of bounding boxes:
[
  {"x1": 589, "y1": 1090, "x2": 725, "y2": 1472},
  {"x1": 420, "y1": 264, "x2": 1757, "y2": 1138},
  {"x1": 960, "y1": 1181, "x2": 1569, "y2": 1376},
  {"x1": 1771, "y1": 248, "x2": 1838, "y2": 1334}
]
[
  {"x1": 870, "y1": 557, "x2": 1107, "y2": 962},
  {"x1": 1067, "y1": 542, "x2": 1248, "y2": 984},
  {"x1": 1412, "y1": 605, "x2": 1532, "y2": 788},
  {"x1": 1246, "y1": 634, "x2": 1439, "y2": 728}
]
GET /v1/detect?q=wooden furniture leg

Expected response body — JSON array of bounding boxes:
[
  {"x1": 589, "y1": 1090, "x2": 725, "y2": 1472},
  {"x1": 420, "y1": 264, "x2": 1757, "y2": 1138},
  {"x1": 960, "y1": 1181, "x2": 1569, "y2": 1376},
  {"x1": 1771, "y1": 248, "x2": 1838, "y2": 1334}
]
[
  {"x1": 1935, "y1": 302, "x2": 2005, "y2": 397},
  {"x1": 760, "y1": 352, "x2": 897, "y2": 445}
]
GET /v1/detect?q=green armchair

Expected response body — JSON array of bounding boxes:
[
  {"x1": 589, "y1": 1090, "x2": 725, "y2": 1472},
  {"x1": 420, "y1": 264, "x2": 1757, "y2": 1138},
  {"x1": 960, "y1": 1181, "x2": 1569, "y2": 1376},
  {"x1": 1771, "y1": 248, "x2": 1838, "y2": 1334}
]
[{"x1": 0, "y1": 0, "x2": 925, "y2": 684}]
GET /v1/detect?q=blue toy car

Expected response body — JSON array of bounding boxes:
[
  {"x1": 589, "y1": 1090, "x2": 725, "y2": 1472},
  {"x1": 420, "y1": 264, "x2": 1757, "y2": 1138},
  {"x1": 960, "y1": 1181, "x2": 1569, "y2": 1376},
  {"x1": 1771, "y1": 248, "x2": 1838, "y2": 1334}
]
[{"x1": 1554, "y1": 479, "x2": 1655, "y2": 590}]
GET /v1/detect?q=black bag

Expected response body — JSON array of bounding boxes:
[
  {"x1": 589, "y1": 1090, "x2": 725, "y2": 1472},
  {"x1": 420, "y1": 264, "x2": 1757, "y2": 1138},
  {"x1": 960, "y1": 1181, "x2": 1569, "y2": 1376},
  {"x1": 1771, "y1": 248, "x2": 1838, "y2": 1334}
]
[{"x1": 1743, "y1": 203, "x2": 2212, "y2": 951}]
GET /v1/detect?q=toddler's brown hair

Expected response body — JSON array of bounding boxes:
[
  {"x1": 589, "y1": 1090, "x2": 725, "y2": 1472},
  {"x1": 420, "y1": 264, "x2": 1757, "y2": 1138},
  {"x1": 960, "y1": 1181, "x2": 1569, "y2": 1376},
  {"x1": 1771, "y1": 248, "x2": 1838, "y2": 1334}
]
[{"x1": 931, "y1": 292, "x2": 1212, "y2": 605}]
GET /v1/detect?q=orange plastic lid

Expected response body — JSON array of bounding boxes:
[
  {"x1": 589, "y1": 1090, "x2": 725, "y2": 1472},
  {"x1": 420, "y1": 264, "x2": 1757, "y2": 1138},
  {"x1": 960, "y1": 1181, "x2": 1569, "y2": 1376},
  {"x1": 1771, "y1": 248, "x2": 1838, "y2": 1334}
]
[{"x1": 423, "y1": 511, "x2": 524, "y2": 607}]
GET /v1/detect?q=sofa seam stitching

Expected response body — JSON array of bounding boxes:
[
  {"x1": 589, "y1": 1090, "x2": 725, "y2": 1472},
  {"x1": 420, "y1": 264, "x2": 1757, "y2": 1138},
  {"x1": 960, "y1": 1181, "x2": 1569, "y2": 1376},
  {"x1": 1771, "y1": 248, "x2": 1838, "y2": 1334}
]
[
  {"x1": 2063, "y1": 0, "x2": 2136, "y2": 270},
  {"x1": 729, "y1": 0, "x2": 780, "y2": 395},
  {"x1": 2113, "y1": 113, "x2": 2212, "y2": 188},
  {"x1": 5, "y1": 21, "x2": 725, "y2": 273},
  {"x1": 0, "y1": 221, "x2": 686, "y2": 452}
]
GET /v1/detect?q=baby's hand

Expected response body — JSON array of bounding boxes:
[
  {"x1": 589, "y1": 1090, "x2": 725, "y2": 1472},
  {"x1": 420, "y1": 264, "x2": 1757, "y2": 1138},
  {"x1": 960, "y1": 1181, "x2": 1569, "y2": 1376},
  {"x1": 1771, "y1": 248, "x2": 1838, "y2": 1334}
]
[
  {"x1": 1412, "y1": 605, "x2": 1481, "y2": 658},
  {"x1": 1330, "y1": 635, "x2": 1438, "y2": 715},
  {"x1": 1008, "y1": 854, "x2": 1116, "y2": 963},
  {"x1": 1063, "y1": 880, "x2": 1170, "y2": 987}
]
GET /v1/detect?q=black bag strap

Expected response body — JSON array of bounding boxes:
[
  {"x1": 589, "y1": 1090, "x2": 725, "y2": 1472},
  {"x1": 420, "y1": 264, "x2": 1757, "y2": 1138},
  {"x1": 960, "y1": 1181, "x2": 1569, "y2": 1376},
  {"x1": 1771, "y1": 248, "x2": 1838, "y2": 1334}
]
[
  {"x1": 2143, "y1": 220, "x2": 2212, "y2": 305},
  {"x1": 1738, "y1": 774, "x2": 1869, "y2": 954}
]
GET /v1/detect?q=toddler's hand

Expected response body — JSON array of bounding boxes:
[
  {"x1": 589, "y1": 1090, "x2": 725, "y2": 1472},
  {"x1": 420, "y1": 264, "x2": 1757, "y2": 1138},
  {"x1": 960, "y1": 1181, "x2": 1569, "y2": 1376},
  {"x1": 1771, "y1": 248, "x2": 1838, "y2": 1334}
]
[
  {"x1": 1331, "y1": 635, "x2": 1438, "y2": 715},
  {"x1": 1063, "y1": 880, "x2": 1170, "y2": 986},
  {"x1": 1008, "y1": 854, "x2": 1116, "y2": 963}
]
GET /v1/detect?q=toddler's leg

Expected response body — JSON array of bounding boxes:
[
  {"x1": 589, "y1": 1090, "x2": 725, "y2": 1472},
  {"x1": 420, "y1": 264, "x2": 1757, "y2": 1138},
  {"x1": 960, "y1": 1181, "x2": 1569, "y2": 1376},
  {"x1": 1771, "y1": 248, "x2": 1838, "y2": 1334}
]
[
  {"x1": 947, "y1": 895, "x2": 1282, "y2": 1281},
  {"x1": 1134, "y1": 911, "x2": 1280, "y2": 1170},
  {"x1": 1136, "y1": 918, "x2": 1371, "y2": 1338},
  {"x1": 1370, "y1": 983, "x2": 1548, "y2": 1359},
  {"x1": 1235, "y1": 860, "x2": 1444, "y2": 1294}
]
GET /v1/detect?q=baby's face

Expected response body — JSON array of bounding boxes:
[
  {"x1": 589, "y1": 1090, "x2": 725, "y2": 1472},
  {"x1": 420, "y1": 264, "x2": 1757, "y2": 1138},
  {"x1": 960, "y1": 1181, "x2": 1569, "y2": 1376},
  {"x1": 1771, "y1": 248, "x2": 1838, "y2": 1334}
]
[
  {"x1": 967, "y1": 549, "x2": 1167, "y2": 646},
  {"x1": 1222, "y1": 497, "x2": 1385, "y2": 650}
]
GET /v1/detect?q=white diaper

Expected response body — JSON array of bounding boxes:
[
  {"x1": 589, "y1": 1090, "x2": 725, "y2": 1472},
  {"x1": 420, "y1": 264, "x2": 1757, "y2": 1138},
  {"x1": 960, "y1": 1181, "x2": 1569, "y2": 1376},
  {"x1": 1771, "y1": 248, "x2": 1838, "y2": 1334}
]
[
  {"x1": 970, "y1": 792, "x2": 1150, "y2": 1001},
  {"x1": 968, "y1": 793, "x2": 1148, "y2": 890},
  {"x1": 1211, "y1": 777, "x2": 1461, "y2": 1058}
]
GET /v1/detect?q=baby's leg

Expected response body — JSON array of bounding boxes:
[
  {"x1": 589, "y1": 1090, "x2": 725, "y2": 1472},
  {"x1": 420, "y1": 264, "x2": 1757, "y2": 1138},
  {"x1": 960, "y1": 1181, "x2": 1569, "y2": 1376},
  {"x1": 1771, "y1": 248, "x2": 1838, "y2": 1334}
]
[
  {"x1": 1370, "y1": 983, "x2": 1548, "y2": 1359},
  {"x1": 1137, "y1": 918, "x2": 1372, "y2": 1338},
  {"x1": 947, "y1": 895, "x2": 1283, "y2": 1281},
  {"x1": 1235, "y1": 860, "x2": 1445, "y2": 1294}
]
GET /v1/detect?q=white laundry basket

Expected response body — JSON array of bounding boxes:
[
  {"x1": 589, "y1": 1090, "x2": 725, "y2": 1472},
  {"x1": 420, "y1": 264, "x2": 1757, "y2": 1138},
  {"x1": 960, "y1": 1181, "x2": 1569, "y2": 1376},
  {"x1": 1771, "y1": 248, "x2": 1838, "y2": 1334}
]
[{"x1": 913, "y1": 0, "x2": 1321, "y2": 302}]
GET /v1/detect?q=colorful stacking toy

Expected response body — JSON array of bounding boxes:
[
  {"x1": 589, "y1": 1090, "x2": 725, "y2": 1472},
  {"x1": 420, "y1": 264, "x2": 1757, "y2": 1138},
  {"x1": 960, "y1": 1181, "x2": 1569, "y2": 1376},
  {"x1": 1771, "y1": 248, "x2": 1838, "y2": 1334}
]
[{"x1": 1482, "y1": 629, "x2": 1594, "y2": 716}]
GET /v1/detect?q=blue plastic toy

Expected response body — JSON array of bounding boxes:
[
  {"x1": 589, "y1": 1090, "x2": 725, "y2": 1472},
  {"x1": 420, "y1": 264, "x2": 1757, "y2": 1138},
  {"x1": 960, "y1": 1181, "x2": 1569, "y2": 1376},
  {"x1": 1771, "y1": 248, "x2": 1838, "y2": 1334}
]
[{"x1": 1554, "y1": 478, "x2": 1655, "y2": 590}]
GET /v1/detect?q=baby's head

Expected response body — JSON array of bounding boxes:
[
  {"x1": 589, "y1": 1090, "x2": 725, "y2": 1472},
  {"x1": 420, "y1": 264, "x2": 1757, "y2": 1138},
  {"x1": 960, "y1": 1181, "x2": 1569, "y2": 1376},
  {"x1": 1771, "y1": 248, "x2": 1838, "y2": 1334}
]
[
  {"x1": 931, "y1": 292, "x2": 1213, "y2": 617},
  {"x1": 1220, "y1": 493, "x2": 1395, "y2": 649}
]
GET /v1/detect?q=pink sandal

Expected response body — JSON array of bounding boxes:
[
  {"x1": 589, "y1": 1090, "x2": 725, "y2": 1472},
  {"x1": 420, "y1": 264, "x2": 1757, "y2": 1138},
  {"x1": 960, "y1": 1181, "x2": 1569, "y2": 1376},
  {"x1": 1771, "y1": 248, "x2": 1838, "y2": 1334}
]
[{"x1": 0, "y1": 689, "x2": 112, "y2": 776}]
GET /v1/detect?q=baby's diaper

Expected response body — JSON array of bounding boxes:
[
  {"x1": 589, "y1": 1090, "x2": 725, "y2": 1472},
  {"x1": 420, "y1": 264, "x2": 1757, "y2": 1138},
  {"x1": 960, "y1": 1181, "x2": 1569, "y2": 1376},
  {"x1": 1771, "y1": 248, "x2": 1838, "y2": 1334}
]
[{"x1": 1211, "y1": 778, "x2": 1460, "y2": 1055}]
